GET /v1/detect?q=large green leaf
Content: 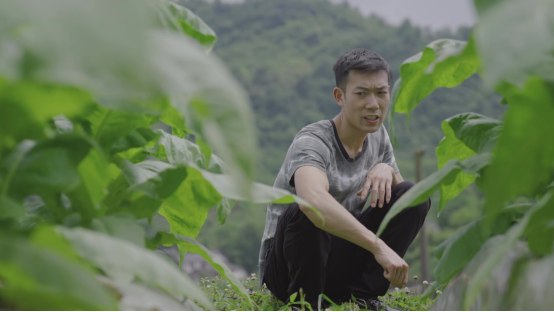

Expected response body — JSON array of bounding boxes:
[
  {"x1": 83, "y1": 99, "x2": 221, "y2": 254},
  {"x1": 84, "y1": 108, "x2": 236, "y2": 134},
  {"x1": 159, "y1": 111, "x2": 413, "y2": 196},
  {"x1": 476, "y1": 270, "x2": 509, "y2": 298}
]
[
  {"x1": 0, "y1": 195, "x2": 26, "y2": 221},
  {"x1": 0, "y1": 237, "x2": 117, "y2": 310},
  {"x1": 90, "y1": 214, "x2": 146, "y2": 247},
  {"x1": 504, "y1": 252, "x2": 554, "y2": 310},
  {"x1": 436, "y1": 113, "x2": 502, "y2": 213},
  {"x1": 389, "y1": 37, "x2": 479, "y2": 145},
  {"x1": 0, "y1": 79, "x2": 92, "y2": 147},
  {"x1": 473, "y1": 0, "x2": 554, "y2": 87},
  {"x1": 65, "y1": 147, "x2": 110, "y2": 223},
  {"x1": 483, "y1": 78, "x2": 554, "y2": 221},
  {"x1": 85, "y1": 104, "x2": 158, "y2": 152},
  {"x1": 525, "y1": 198, "x2": 554, "y2": 256},
  {"x1": 97, "y1": 276, "x2": 201, "y2": 311},
  {"x1": 1, "y1": 0, "x2": 258, "y2": 196},
  {"x1": 1, "y1": 134, "x2": 92, "y2": 201},
  {"x1": 159, "y1": 167, "x2": 221, "y2": 239},
  {"x1": 432, "y1": 237, "x2": 530, "y2": 311},
  {"x1": 376, "y1": 153, "x2": 492, "y2": 236},
  {"x1": 153, "y1": 232, "x2": 253, "y2": 309},
  {"x1": 57, "y1": 227, "x2": 213, "y2": 309},
  {"x1": 463, "y1": 192, "x2": 554, "y2": 309},
  {"x1": 153, "y1": 31, "x2": 258, "y2": 192},
  {"x1": 120, "y1": 159, "x2": 187, "y2": 199},
  {"x1": 157, "y1": 0, "x2": 217, "y2": 50},
  {"x1": 429, "y1": 203, "x2": 531, "y2": 298}
]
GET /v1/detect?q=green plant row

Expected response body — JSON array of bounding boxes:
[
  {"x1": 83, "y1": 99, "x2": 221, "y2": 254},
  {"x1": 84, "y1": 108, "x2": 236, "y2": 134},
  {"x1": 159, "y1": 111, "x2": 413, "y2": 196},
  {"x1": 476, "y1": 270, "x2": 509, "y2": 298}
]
[
  {"x1": 381, "y1": 0, "x2": 554, "y2": 309},
  {"x1": 0, "y1": 0, "x2": 311, "y2": 310}
]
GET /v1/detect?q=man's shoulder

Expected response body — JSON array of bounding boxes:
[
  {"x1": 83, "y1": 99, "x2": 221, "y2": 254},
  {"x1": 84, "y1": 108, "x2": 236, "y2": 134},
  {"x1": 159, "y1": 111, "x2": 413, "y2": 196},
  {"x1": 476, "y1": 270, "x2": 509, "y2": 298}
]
[{"x1": 294, "y1": 120, "x2": 333, "y2": 141}]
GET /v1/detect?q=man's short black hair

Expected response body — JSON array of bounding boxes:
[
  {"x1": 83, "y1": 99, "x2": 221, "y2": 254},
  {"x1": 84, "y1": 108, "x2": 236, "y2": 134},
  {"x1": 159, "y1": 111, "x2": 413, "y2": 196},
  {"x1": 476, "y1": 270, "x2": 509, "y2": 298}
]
[{"x1": 332, "y1": 48, "x2": 393, "y2": 91}]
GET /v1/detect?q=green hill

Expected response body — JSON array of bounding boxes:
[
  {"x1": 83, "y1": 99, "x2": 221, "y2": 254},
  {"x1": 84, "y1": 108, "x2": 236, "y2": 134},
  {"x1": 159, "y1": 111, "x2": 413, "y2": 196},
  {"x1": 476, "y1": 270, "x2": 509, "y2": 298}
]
[{"x1": 181, "y1": 0, "x2": 505, "y2": 276}]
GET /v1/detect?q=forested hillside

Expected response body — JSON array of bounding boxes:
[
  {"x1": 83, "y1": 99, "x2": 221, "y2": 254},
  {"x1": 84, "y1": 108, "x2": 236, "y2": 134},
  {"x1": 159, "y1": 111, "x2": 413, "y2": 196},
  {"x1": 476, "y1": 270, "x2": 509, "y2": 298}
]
[{"x1": 182, "y1": 0, "x2": 506, "y2": 276}]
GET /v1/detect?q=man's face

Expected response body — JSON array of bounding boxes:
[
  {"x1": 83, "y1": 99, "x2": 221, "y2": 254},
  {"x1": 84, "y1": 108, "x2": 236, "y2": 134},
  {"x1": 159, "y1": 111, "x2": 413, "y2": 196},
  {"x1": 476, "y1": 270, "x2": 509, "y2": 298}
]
[{"x1": 335, "y1": 70, "x2": 390, "y2": 133}]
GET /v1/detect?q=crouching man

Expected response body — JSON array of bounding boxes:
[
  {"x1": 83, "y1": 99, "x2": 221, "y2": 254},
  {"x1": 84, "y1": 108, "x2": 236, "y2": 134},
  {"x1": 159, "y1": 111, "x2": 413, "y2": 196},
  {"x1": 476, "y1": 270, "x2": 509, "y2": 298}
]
[{"x1": 258, "y1": 48, "x2": 431, "y2": 310}]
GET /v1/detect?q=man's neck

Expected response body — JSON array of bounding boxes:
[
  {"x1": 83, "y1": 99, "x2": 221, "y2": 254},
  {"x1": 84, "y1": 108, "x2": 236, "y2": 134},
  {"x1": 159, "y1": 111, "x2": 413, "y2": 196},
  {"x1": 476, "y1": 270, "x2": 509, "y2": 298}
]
[{"x1": 332, "y1": 114, "x2": 367, "y2": 158}]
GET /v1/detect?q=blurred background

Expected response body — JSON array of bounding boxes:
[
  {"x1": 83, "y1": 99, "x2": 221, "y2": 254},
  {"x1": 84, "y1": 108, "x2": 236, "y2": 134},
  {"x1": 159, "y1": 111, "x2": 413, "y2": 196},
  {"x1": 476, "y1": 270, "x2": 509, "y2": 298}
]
[{"x1": 175, "y1": 0, "x2": 505, "y2": 284}]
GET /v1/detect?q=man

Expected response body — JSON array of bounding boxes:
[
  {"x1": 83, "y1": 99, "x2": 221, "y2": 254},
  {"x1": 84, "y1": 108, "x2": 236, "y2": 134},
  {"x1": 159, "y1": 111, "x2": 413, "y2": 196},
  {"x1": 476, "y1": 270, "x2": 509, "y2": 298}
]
[{"x1": 258, "y1": 48, "x2": 430, "y2": 310}]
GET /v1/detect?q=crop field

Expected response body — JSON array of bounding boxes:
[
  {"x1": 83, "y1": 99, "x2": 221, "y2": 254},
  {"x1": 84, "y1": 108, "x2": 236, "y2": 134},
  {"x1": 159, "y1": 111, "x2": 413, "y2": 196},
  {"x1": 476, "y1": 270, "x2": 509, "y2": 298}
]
[{"x1": 0, "y1": 0, "x2": 553, "y2": 310}]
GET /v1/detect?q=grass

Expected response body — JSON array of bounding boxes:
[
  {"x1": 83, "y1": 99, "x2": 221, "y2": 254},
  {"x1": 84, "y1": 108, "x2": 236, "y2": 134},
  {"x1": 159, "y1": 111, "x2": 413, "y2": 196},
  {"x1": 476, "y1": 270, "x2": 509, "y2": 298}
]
[{"x1": 199, "y1": 274, "x2": 441, "y2": 311}]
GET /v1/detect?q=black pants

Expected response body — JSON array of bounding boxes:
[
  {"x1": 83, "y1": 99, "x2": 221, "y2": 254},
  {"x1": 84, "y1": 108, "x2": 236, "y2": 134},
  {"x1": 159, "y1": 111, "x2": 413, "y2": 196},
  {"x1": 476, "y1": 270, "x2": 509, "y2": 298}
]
[{"x1": 262, "y1": 181, "x2": 430, "y2": 307}]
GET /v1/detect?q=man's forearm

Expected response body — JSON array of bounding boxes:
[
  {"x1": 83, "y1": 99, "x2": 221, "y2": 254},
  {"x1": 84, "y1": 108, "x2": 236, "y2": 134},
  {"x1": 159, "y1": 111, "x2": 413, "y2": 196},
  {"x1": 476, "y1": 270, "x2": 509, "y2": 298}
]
[{"x1": 298, "y1": 190, "x2": 384, "y2": 254}]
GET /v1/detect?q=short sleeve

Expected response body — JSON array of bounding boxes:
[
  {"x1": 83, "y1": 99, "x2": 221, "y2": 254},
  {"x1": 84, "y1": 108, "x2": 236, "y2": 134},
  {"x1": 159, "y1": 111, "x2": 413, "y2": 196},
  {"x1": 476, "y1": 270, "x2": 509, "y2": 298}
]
[
  {"x1": 284, "y1": 134, "x2": 330, "y2": 187},
  {"x1": 382, "y1": 127, "x2": 400, "y2": 173}
]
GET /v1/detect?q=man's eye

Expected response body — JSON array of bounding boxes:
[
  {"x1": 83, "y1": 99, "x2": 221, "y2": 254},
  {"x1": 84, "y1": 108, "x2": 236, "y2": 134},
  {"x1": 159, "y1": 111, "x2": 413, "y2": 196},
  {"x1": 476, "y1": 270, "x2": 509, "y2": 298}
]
[{"x1": 356, "y1": 92, "x2": 365, "y2": 95}]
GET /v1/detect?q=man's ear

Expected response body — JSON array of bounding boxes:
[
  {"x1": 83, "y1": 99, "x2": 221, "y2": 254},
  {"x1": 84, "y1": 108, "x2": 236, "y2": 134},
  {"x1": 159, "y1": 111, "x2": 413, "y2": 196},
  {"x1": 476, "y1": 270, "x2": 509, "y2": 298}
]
[{"x1": 333, "y1": 87, "x2": 345, "y2": 108}]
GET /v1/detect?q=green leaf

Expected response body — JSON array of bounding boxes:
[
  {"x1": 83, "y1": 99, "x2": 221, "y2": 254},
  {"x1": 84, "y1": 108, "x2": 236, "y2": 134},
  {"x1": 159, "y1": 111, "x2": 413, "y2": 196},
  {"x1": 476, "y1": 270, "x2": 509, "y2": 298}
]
[
  {"x1": 57, "y1": 227, "x2": 213, "y2": 309},
  {"x1": 389, "y1": 37, "x2": 479, "y2": 143},
  {"x1": 155, "y1": 32, "x2": 259, "y2": 193},
  {"x1": 196, "y1": 136, "x2": 213, "y2": 168},
  {"x1": 463, "y1": 192, "x2": 554, "y2": 309},
  {"x1": 160, "y1": 0, "x2": 217, "y2": 50},
  {"x1": 120, "y1": 159, "x2": 188, "y2": 199},
  {"x1": 0, "y1": 195, "x2": 26, "y2": 220},
  {"x1": 376, "y1": 153, "x2": 492, "y2": 237},
  {"x1": 0, "y1": 236, "x2": 117, "y2": 310},
  {"x1": 436, "y1": 113, "x2": 502, "y2": 213},
  {"x1": 504, "y1": 252, "x2": 554, "y2": 310},
  {"x1": 97, "y1": 277, "x2": 201, "y2": 311},
  {"x1": 0, "y1": 79, "x2": 92, "y2": 146},
  {"x1": 86, "y1": 105, "x2": 158, "y2": 152},
  {"x1": 111, "y1": 128, "x2": 158, "y2": 154},
  {"x1": 432, "y1": 203, "x2": 531, "y2": 292},
  {"x1": 473, "y1": 0, "x2": 554, "y2": 87},
  {"x1": 1, "y1": 134, "x2": 92, "y2": 200},
  {"x1": 483, "y1": 78, "x2": 554, "y2": 222},
  {"x1": 525, "y1": 199, "x2": 554, "y2": 255},
  {"x1": 432, "y1": 236, "x2": 530, "y2": 311},
  {"x1": 90, "y1": 214, "x2": 146, "y2": 247},
  {"x1": 65, "y1": 147, "x2": 110, "y2": 223},
  {"x1": 159, "y1": 167, "x2": 221, "y2": 239},
  {"x1": 153, "y1": 232, "x2": 253, "y2": 309}
]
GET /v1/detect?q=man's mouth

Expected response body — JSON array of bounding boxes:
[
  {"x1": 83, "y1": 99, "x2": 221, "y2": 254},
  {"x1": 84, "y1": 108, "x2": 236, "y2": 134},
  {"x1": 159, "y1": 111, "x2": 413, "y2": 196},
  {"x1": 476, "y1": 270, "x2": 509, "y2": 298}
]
[{"x1": 364, "y1": 115, "x2": 379, "y2": 123}]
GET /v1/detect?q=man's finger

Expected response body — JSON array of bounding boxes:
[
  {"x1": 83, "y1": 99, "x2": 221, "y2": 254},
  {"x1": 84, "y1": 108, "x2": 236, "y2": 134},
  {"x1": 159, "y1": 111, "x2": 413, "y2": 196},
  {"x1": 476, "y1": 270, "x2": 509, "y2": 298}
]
[
  {"x1": 379, "y1": 180, "x2": 386, "y2": 208},
  {"x1": 386, "y1": 180, "x2": 392, "y2": 204},
  {"x1": 361, "y1": 179, "x2": 372, "y2": 201},
  {"x1": 371, "y1": 179, "x2": 380, "y2": 207}
]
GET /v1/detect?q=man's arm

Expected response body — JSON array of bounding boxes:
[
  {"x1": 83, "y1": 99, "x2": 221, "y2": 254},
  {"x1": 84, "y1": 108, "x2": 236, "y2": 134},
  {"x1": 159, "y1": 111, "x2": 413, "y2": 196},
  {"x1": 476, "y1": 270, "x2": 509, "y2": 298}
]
[{"x1": 294, "y1": 165, "x2": 408, "y2": 287}]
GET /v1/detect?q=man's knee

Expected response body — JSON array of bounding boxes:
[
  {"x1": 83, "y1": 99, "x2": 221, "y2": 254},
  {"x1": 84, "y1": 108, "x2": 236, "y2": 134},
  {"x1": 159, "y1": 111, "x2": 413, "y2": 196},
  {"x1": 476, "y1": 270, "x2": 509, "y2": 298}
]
[{"x1": 394, "y1": 181, "x2": 431, "y2": 217}]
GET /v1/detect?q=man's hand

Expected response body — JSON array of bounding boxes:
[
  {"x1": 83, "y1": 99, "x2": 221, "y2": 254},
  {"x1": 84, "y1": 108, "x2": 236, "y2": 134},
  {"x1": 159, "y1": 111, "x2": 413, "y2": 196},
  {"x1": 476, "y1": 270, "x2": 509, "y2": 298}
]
[
  {"x1": 356, "y1": 163, "x2": 395, "y2": 208},
  {"x1": 373, "y1": 240, "x2": 409, "y2": 288}
]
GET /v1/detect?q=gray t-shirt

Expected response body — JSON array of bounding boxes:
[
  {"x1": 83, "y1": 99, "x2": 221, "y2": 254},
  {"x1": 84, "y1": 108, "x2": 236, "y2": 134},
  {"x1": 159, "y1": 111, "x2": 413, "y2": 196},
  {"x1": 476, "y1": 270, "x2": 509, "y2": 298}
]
[{"x1": 258, "y1": 120, "x2": 399, "y2": 283}]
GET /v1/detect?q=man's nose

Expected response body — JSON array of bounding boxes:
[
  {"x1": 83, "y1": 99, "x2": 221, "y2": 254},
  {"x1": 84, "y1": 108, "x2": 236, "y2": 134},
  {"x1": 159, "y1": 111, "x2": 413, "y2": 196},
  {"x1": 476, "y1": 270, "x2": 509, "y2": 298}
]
[{"x1": 365, "y1": 94, "x2": 379, "y2": 109}]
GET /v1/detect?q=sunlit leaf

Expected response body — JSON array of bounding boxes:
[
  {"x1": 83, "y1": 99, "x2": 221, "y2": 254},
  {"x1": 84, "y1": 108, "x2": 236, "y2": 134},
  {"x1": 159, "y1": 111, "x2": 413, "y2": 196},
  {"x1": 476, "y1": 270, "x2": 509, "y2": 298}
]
[
  {"x1": 159, "y1": 0, "x2": 217, "y2": 50},
  {"x1": 57, "y1": 227, "x2": 213, "y2": 309},
  {"x1": 436, "y1": 113, "x2": 502, "y2": 213},
  {"x1": 389, "y1": 37, "x2": 479, "y2": 145},
  {"x1": 377, "y1": 153, "x2": 492, "y2": 236},
  {"x1": 153, "y1": 232, "x2": 253, "y2": 308},
  {"x1": 0, "y1": 79, "x2": 92, "y2": 146}
]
